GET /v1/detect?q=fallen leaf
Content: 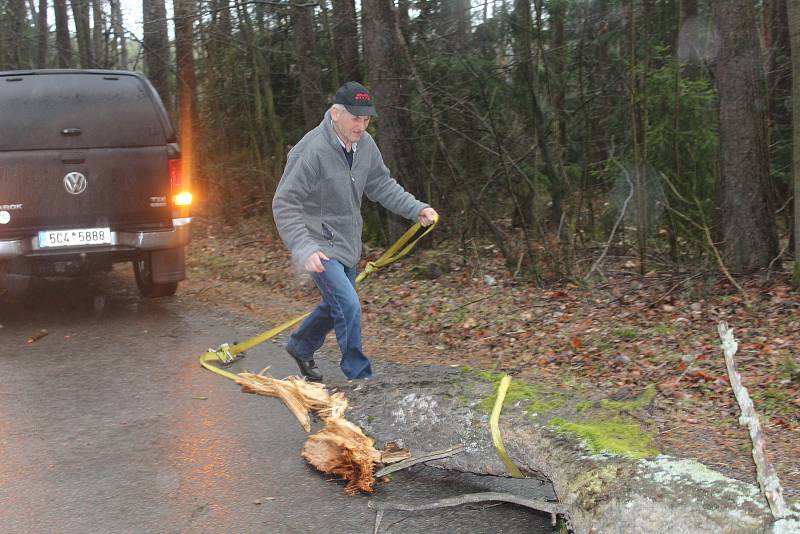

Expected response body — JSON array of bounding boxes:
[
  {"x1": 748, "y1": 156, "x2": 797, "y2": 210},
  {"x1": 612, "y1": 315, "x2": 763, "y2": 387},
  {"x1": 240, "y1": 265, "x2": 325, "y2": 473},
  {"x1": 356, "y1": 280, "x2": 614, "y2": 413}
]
[{"x1": 461, "y1": 317, "x2": 478, "y2": 329}]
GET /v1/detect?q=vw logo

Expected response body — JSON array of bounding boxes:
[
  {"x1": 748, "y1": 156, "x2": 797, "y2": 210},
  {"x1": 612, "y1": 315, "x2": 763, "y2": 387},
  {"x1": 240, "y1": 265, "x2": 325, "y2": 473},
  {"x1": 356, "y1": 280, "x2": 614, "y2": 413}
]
[{"x1": 64, "y1": 172, "x2": 88, "y2": 195}]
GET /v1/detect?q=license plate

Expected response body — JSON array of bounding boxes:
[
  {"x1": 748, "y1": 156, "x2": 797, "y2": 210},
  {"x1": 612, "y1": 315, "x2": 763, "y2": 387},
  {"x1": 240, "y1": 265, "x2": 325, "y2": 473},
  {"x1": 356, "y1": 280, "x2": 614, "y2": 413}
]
[{"x1": 38, "y1": 227, "x2": 112, "y2": 248}]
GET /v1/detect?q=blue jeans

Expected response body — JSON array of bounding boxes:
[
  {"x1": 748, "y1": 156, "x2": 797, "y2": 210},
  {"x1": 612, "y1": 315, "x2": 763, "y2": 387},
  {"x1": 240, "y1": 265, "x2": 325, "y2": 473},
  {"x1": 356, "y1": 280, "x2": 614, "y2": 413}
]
[{"x1": 286, "y1": 259, "x2": 372, "y2": 379}]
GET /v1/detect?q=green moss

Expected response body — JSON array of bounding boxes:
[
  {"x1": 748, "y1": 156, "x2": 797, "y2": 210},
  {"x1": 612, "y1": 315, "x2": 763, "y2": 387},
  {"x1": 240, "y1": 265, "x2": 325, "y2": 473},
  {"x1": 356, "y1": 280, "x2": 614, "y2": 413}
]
[
  {"x1": 528, "y1": 397, "x2": 566, "y2": 414},
  {"x1": 600, "y1": 384, "x2": 656, "y2": 412},
  {"x1": 554, "y1": 518, "x2": 570, "y2": 534},
  {"x1": 611, "y1": 326, "x2": 640, "y2": 340},
  {"x1": 575, "y1": 401, "x2": 593, "y2": 412},
  {"x1": 551, "y1": 417, "x2": 659, "y2": 459},
  {"x1": 366, "y1": 415, "x2": 374, "y2": 424},
  {"x1": 779, "y1": 357, "x2": 800, "y2": 380},
  {"x1": 568, "y1": 465, "x2": 628, "y2": 509},
  {"x1": 653, "y1": 324, "x2": 673, "y2": 336},
  {"x1": 752, "y1": 385, "x2": 791, "y2": 416},
  {"x1": 473, "y1": 371, "x2": 565, "y2": 415}
]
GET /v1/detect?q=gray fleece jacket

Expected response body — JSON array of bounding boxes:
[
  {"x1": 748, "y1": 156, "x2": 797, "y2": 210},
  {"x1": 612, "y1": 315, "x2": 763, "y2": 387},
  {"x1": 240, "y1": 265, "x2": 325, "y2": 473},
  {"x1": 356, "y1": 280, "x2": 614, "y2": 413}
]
[{"x1": 272, "y1": 110, "x2": 429, "y2": 269}]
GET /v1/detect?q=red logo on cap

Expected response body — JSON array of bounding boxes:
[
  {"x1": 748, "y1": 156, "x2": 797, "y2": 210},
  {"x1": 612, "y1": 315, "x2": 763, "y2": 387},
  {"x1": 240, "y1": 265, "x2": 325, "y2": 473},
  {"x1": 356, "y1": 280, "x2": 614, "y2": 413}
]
[{"x1": 355, "y1": 93, "x2": 371, "y2": 102}]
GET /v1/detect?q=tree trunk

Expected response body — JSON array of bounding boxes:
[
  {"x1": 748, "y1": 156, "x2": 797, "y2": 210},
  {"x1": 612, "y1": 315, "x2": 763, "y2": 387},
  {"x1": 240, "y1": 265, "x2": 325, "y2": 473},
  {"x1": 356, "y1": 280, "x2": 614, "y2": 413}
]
[
  {"x1": 713, "y1": 0, "x2": 779, "y2": 272},
  {"x1": 174, "y1": 0, "x2": 199, "y2": 194},
  {"x1": 440, "y1": 0, "x2": 470, "y2": 48},
  {"x1": 682, "y1": 0, "x2": 697, "y2": 20},
  {"x1": 54, "y1": 0, "x2": 72, "y2": 68},
  {"x1": 362, "y1": 0, "x2": 424, "y2": 239},
  {"x1": 235, "y1": 1, "x2": 284, "y2": 214},
  {"x1": 319, "y1": 0, "x2": 340, "y2": 89},
  {"x1": 550, "y1": 0, "x2": 566, "y2": 155},
  {"x1": 292, "y1": 4, "x2": 324, "y2": 130},
  {"x1": 70, "y1": 0, "x2": 93, "y2": 67},
  {"x1": 331, "y1": 0, "x2": 361, "y2": 82},
  {"x1": 763, "y1": 0, "x2": 792, "y2": 208},
  {"x1": 396, "y1": 0, "x2": 410, "y2": 41},
  {"x1": 788, "y1": 0, "x2": 800, "y2": 286},
  {"x1": 37, "y1": 0, "x2": 47, "y2": 68},
  {"x1": 143, "y1": 0, "x2": 171, "y2": 115},
  {"x1": 109, "y1": 0, "x2": 127, "y2": 68},
  {"x1": 512, "y1": 0, "x2": 564, "y2": 225},
  {"x1": 9, "y1": 0, "x2": 31, "y2": 68},
  {"x1": 92, "y1": 0, "x2": 104, "y2": 66},
  {"x1": 26, "y1": 0, "x2": 37, "y2": 29}
]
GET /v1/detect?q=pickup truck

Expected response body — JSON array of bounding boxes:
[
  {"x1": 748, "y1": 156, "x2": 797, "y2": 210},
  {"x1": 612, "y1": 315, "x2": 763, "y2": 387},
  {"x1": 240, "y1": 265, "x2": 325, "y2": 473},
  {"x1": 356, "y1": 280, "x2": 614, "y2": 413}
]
[{"x1": 0, "y1": 69, "x2": 191, "y2": 297}]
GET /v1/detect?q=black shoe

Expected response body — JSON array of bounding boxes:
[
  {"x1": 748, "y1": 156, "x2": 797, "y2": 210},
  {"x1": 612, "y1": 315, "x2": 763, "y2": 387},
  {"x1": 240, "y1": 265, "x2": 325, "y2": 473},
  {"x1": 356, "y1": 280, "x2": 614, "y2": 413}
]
[{"x1": 287, "y1": 349, "x2": 323, "y2": 382}]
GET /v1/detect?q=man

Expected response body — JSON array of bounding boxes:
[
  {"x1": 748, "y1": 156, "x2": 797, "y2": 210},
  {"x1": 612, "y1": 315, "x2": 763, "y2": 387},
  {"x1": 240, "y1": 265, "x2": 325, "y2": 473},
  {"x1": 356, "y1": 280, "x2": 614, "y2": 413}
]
[{"x1": 272, "y1": 81, "x2": 438, "y2": 382}]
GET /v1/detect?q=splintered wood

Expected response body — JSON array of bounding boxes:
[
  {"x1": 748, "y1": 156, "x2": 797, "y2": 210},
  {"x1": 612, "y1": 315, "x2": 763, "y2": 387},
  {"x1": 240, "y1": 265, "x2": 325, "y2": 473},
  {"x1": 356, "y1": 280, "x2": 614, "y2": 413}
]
[
  {"x1": 236, "y1": 372, "x2": 409, "y2": 494},
  {"x1": 237, "y1": 372, "x2": 348, "y2": 432}
]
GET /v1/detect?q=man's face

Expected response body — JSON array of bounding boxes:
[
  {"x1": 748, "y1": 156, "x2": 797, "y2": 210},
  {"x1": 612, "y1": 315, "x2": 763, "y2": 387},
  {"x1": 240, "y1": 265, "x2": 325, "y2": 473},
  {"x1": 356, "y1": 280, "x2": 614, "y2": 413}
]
[{"x1": 331, "y1": 106, "x2": 371, "y2": 145}]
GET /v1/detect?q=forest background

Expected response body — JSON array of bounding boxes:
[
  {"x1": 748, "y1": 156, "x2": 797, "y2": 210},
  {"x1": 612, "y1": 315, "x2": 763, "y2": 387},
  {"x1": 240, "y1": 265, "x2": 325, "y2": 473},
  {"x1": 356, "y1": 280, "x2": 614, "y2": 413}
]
[
  {"x1": 1, "y1": 0, "x2": 800, "y2": 497},
  {"x1": 2, "y1": 0, "x2": 799, "y2": 282}
]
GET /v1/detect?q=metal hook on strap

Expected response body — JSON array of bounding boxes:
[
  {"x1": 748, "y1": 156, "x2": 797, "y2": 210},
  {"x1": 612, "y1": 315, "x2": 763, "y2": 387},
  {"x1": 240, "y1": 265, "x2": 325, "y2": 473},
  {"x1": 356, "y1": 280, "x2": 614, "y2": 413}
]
[{"x1": 207, "y1": 342, "x2": 241, "y2": 366}]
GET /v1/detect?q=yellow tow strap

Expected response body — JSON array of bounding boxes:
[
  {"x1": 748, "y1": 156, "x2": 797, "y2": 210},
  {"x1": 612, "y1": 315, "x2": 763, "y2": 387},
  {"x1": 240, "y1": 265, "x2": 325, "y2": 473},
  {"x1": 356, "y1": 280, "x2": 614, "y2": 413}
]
[
  {"x1": 490, "y1": 375, "x2": 525, "y2": 478},
  {"x1": 199, "y1": 215, "x2": 439, "y2": 382}
]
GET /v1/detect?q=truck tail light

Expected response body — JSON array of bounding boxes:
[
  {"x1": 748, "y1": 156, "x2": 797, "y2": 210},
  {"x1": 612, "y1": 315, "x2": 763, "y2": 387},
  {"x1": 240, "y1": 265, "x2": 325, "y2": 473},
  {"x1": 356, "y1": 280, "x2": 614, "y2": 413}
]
[{"x1": 169, "y1": 158, "x2": 192, "y2": 207}]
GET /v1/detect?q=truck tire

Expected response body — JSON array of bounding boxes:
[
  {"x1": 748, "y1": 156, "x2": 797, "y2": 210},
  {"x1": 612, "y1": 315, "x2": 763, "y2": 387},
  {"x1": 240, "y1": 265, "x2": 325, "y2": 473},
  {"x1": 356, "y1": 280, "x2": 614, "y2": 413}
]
[{"x1": 133, "y1": 255, "x2": 178, "y2": 298}]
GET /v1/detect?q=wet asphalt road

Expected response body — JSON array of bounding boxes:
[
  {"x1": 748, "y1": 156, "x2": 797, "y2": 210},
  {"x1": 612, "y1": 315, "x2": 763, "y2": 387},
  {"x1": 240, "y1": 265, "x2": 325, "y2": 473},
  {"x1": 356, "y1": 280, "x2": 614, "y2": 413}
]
[{"x1": 0, "y1": 271, "x2": 552, "y2": 534}]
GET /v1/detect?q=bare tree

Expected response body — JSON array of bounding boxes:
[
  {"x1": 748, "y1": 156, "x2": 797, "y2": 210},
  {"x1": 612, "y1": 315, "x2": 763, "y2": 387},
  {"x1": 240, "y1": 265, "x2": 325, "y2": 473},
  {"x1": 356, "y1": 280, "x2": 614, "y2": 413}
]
[
  {"x1": 362, "y1": 0, "x2": 423, "y2": 238},
  {"x1": 764, "y1": 0, "x2": 791, "y2": 119},
  {"x1": 789, "y1": 0, "x2": 800, "y2": 286},
  {"x1": 713, "y1": 0, "x2": 779, "y2": 272},
  {"x1": 71, "y1": 0, "x2": 93, "y2": 67},
  {"x1": 8, "y1": 0, "x2": 31, "y2": 68},
  {"x1": 512, "y1": 0, "x2": 565, "y2": 224},
  {"x1": 92, "y1": 0, "x2": 106, "y2": 66},
  {"x1": 37, "y1": 0, "x2": 47, "y2": 67},
  {"x1": 292, "y1": 4, "x2": 324, "y2": 129},
  {"x1": 54, "y1": 0, "x2": 73, "y2": 68},
  {"x1": 143, "y1": 0, "x2": 171, "y2": 114},
  {"x1": 174, "y1": 0, "x2": 198, "y2": 189},
  {"x1": 441, "y1": 0, "x2": 470, "y2": 48},
  {"x1": 764, "y1": 0, "x2": 792, "y2": 214},
  {"x1": 331, "y1": 0, "x2": 361, "y2": 82},
  {"x1": 109, "y1": 0, "x2": 127, "y2": 68}
]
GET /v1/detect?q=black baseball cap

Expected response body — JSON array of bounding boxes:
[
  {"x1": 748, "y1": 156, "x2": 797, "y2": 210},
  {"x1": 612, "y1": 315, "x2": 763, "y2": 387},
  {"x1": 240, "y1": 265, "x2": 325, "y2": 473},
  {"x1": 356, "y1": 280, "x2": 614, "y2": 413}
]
[{"x1": 334, "y1": 81, "x2": 378, "y2": 117}]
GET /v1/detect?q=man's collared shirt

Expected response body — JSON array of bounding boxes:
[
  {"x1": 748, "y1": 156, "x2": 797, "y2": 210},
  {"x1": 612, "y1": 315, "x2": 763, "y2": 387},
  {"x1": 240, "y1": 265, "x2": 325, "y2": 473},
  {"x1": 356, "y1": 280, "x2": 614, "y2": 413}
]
[{"x1": 332, "y1": 120, "x2": 357, "y2": 168}]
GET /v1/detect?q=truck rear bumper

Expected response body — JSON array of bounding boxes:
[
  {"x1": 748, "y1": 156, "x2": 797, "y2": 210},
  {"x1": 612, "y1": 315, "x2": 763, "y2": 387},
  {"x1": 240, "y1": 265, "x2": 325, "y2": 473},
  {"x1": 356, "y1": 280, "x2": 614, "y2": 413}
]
[{"x1": 0, "y1": 217, "x2": 192, "y2": 260}]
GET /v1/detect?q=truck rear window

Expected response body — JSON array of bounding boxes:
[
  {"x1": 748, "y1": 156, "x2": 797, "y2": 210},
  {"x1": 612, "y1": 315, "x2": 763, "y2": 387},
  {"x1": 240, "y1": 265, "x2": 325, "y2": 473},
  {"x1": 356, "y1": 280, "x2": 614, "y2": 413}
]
[{"x1": 0, "y1": 73, "x2": 168, "y2": 151}]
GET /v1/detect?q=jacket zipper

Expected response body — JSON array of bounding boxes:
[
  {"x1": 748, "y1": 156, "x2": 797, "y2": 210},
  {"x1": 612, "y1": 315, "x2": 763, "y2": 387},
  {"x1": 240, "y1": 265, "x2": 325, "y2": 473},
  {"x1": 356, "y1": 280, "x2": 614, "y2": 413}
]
[
  {"x1": 336, "y1": 139, "x2": 360, "y2": 264},
  {"x1": 350, "y1": 150, "x2": 359, "y2": 250}
]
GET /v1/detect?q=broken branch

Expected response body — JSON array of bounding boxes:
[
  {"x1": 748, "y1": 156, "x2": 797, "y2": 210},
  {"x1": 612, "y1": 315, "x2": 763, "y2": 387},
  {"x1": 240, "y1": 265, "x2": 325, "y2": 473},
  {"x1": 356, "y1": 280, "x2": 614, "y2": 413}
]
[
  {"x1": 374, "y1": 444, "x2": 465, "y2": 478},
  {"x1": 369, "y1": 492, "x2": 566, "y2": 533},
  {"x1": 717, "y1": 322, "x2": 788, "y2": 519}
]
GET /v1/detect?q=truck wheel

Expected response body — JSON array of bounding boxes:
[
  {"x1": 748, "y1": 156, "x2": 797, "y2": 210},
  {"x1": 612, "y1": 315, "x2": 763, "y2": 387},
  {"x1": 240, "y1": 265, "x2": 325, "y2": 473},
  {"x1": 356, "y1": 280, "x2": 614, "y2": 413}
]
[{"x1": 133, "y1": 255, "x2": 178, "y2": 298}]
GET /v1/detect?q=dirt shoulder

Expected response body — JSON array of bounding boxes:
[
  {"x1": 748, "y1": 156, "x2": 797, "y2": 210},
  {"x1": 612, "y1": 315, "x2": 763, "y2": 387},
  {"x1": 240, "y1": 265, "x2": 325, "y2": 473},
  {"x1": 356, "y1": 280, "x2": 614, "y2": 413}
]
[{"x1": 180, "y1": 214, "x2": 799, "y2": 499}]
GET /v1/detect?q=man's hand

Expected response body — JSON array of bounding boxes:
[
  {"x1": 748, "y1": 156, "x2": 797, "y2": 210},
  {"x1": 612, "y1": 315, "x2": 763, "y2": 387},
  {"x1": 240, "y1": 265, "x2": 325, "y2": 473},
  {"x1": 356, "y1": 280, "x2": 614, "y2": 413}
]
[
  {"x1": 304, "y1": 251, "x2": 330, "y2": 272},
  {"x1": 418, "y1": 207, "x2": 439, "y2": 227}
]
